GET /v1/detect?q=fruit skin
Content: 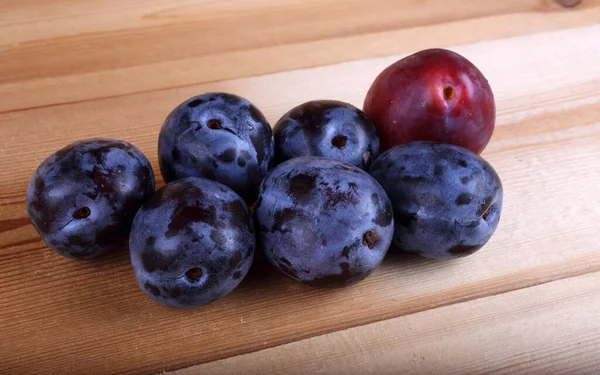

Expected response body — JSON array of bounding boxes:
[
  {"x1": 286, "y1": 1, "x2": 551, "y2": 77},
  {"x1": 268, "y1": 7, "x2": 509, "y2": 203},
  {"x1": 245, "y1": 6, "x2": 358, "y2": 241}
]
[
  {"x1": 273, "y1": 100, "x2": 380, "y2": 170},
  {"x1": 256, "y1": 157, "x2": 394, "y2": 287},
  {"x1": 363, "y1": 48, "x2": 495, "y2": 154},
  {"x1": 368, "y1": 142, "x2": 502, "y2": 259},
  {"x1": 129, "y1": 177, "x2": 255, "y2": 309},
  {"x1": 158, "y1": 92, "x2": 274, "y2": 204},
  {"x1": 26, "y1": 138, "x2": 155, "y2": 259}
]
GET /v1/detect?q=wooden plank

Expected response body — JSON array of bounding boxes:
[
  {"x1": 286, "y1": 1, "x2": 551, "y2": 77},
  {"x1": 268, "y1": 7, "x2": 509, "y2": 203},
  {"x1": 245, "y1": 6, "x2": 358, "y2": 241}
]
[
  {"x1": 176, "y1": 272, "x2": 600, "y2": 375},
  {"x1": 1, "y1": 1, "x2": 599, "y2": 112},
  {"x1": 1, "y1": 25, "x2": 599, "y2": 374},
  {"x1": 0, "y1": 0, "x2": 563, "y2": 78}
]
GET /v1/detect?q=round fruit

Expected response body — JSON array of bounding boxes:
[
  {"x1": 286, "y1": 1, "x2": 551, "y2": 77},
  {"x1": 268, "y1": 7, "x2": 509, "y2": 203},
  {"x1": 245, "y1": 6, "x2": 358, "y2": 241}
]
[
  {"x1": 129, "y1": 177, "x2": 254, "y2": 308},
  {"x1": 256, "y1": 157, "x2": 394, "y2": 287},
  {"x1": 26, "y1": 138, "x2": 155, "y2": 259},
  {"x1": 158, "y1": 92, "x2": 274, "y2": 204},
  {"x1": 363, "y1": 48, "x2": 495, "y2": 154},
  {"x1": 369, "y1": 142, "x2": 502, "y2": 259},
  {"x1": 274, "y1": 100, "x2": 379, "y2": 169}
]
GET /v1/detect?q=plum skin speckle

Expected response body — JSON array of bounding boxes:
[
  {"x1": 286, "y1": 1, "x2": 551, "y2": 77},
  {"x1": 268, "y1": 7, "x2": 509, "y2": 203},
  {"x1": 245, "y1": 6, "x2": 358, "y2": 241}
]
[
  {"x1": 368, "y1": 141, "x2": 503, "y2": 259},
  {"x1": 25, "y1": 138, "x2": 155, "y2": 259},
  {"x1": 274, "y1": 100, "x2": 380, "y2": 170},
  {"x1": 129, "y1": 177, "x2": 255, "y2": 309},
  {"x1": 256, "y1": 157, "x2": 394, "y2": 287},
  {"x1": 158, "y1": 92, "x2": 274, "y2": 204}
]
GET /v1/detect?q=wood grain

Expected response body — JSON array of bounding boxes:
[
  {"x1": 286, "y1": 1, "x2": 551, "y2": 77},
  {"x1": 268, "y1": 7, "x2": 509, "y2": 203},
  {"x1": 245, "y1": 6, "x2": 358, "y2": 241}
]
[
  {"x1": 1, "y1": 0, "x2": 600, "y2": 112},
  {"x1": 1, "y1": 1, "x2": 599, "y2": 374},
  {"x1": 178, "y1": 272, "x2": 600, "y2": 375}
]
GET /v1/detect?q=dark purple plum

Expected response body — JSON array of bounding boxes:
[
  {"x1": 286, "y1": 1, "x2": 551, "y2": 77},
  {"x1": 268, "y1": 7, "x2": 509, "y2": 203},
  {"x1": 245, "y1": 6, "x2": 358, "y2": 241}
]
[
  {"x1": 256, "y1": 157, "x2": 394, "y2": 287},
  {"x1": 158, "y1": 92, "x2": 274, "y2": 204},
  {"x1": 26, "y1": 138, "x2": 155, "y2": 259},
  {"x1": 274, "y1": 100, "x2": 379, "y2": 169},
  {"x1": 129, "y1": 177, "x2": 254, "y2": 309},
  {"x1": 369, "y1": 142, "x2": 503, "y2": 259}
]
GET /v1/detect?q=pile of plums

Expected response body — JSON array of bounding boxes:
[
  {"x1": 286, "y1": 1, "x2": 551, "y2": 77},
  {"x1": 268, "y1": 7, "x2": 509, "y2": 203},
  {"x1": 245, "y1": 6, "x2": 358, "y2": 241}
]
[{"x1": 26, "y1": 49, "x2": 502, "y2": 308}]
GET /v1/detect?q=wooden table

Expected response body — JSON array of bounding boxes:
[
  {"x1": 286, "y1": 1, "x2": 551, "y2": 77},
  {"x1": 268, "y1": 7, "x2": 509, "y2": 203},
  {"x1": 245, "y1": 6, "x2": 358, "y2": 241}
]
[{"x1": 1, "y1": 1, "x2": 600, "y2": 374}]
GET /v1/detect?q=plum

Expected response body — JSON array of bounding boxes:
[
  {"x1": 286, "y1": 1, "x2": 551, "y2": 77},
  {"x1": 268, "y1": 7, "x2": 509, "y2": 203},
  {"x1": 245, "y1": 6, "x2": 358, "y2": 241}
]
[
  {"x1": 158, "y1": 92, "x2": 274, "y2": 204},
  {"x1": 273, "y1": 100, "x2": 379, "y2": 169},
  {"x1": 129, "y1": 177, "x2": 255, "y2": 308},
  {"x1": 26, "y1": 138, "x2": 155, "y2": 259},
  {"x1": 256, "y1": 157, "x2": 394, "y2": 287},
  {"x1": 369, "y1": 142, "x2": 503, "y2": 259},
  {"x1": 363, "y1": 48, "x2": 495, "y2": 154}
]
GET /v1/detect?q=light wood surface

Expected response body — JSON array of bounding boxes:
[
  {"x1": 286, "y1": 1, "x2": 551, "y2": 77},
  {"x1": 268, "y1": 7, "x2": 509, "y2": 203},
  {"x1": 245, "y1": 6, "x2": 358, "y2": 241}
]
[
  {"x1": 1, "y1": 1, "x2": 599, "y2": 375},
  {"x1": 175, "y1": 272, "x2": 600, "y2": 375},
  {"x1": 2, "y1": 0, "x2": 600, "y2": 113}
]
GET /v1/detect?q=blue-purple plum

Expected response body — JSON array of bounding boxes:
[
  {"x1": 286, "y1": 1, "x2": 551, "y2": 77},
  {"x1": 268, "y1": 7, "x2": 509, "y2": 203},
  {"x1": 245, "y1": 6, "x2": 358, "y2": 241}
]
[
  {"x1": 256, "y1": 157, "x2": 394, "y2": 287},
  {"x1": 26, "y1": 138, "x2": 155, "y2": 259},
  {"x1": 158, "y1": 92, "x2": 274, "y2": 204},
  {"x1": 129, "y1": 177, "x2": 254, "y2": 308},
  {"x1": 274, "y1": 100, "x2": 379, "y2": 169},
  {"x1": 369, "y1": 141, "x2": 503, "y2": 259}
]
